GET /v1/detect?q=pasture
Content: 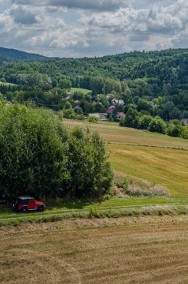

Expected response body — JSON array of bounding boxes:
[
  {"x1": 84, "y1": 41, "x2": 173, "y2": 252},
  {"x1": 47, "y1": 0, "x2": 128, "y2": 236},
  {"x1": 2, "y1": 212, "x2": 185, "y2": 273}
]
[{"x1": 66, "y1": 121, "x2": 188, "y2": 197}]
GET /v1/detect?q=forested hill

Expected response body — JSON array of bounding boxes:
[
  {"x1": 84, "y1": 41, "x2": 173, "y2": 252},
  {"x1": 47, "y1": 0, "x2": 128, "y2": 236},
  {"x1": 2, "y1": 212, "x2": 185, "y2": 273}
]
[
  {"x1": 0, "y1": 47, "x2": 188, "y2": 124},
  {"x1": 53, "y1": 48, "x2": 188, "y2": 78},
  {"x1": 0, "y1": 47, "x2": 47, "y2": 62}
]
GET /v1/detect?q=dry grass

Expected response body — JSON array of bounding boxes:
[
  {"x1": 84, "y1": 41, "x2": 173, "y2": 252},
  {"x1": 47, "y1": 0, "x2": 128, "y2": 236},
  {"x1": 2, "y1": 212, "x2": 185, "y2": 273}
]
[
  {"x1": 113, "y1": 173, "x2": 169, "y2": 197},
  {"x1": 0, "y1": 216, "x2": 188, "y2": 283}
]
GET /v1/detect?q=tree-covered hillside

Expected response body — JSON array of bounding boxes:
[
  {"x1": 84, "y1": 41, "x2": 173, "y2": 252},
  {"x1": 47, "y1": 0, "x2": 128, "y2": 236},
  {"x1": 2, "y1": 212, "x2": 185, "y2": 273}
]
[
  {"x1": 0, "y1": 48, "x2": 188, "y2": 122},
  {"x1": 0, "y1": 47, "x2": 47, "y2": 63}
]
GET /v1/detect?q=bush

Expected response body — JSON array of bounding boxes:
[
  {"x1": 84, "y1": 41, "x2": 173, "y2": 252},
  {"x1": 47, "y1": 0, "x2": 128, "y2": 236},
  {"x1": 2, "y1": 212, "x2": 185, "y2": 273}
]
[
  {"x1": 180, "y1": 125, "x2": 188, "y2": 139},
  {"x1": 87, "y1": 116, "x2": 99, "y2": 123},
  {"x1": 114, "y1": 177, "x2": 129, "y2": 193},
  {"x1": 167, "y1": 120, "x2": 181, "y2": 137},
  {"x1": 148, "y1": 116, "x2": 167, "y2": 134},
  {"x1": 138, "y1": 115, "x2": 153, "y2": 130},
  {"x1": 120, "y1": 108, "x2": 139, "y2": 128}
]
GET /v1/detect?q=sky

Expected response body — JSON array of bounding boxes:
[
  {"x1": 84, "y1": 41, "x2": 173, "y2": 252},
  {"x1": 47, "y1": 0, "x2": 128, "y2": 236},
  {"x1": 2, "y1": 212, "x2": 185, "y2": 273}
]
[{"x1": 0, "y1": 0, "x2": 188, "y2": 58}]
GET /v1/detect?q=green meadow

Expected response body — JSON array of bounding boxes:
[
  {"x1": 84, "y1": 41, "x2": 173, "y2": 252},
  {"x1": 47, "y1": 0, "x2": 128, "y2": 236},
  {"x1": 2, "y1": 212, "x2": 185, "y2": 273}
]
[{"x1": 71, "y1": 87, "x2": 91, "y2": 94}]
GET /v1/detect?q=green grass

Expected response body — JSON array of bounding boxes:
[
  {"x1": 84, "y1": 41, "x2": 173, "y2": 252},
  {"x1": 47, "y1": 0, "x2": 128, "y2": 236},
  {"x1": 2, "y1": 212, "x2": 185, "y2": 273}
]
[
  {"x1": 71, "y1": 87, "x2": 91, "y2": 94},
  {"x1": 45, "y1": 196, "x2": 188, "y2": 209},
  {"x1": 96, "y1": 196, "x2": 188, "y2": 207},
  {"x1": 1, "y1": 203, "x2": 188, "y2": 226},
  {"x1": 1, "y1": 195, "x2": 188, "y2": 217},
  {"x1": 0, "y1": 194, "x2": 188, "y2": 225},
  {"x1": 0, "y1": 196, "x2": 184, "y2": 215}
]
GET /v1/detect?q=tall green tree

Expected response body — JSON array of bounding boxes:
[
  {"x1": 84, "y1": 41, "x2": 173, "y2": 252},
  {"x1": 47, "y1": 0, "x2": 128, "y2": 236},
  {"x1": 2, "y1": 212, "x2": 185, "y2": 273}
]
[
  {"x1": 0, "y1": 103, "x2": 69, "y2": 199},
  {"x1": 66, "y1": 127, "x2": 113, "y2": 198}
]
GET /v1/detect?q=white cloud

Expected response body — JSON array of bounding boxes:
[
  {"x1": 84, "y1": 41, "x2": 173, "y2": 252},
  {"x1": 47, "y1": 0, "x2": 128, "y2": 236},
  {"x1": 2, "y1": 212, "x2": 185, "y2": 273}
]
[
  {"x1": 0, "y1": 11, "x2": 14, "y2": 33},
  {"x1": 10, "y1": 5, "x2": 39, "y2": 24},
  {"x1": 1, "y1": 0, "x2": 188, "y2": 57},
  {"x1": 12, "y1": 0, "x2": 130, "y2": 11}
]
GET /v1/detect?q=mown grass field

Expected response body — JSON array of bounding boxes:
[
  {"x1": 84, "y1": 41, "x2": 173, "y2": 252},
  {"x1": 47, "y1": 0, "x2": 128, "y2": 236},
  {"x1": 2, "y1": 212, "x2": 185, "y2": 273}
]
[
  {"x1": 1, "y1": 216, "x2": 188, "y2": 283},
  {"x1": 66, "y1": 120, "x2": 188, "y2": 197}
]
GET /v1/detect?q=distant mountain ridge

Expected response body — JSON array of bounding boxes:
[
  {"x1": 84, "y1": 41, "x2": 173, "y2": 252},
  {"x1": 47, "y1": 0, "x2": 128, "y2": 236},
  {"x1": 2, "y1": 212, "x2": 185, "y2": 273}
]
[{"x1": 0, "y1": 47, "x2": 47, "y2": 62}]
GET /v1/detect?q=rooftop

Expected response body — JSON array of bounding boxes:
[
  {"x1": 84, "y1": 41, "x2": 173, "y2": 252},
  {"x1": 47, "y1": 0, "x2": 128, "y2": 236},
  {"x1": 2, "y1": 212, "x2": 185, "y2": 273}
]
[{"x1": 18, "y1": 196, "x2": 34, "y2": 200}]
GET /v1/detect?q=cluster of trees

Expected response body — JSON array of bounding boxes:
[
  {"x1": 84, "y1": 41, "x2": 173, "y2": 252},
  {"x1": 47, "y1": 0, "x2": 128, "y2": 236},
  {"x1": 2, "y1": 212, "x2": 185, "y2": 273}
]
[
  {"x1": 0, "y1": 102, "x2": 113, "y2": 200},
  {"x1": 120, "y1": 108, "x2": 188, "y2": 139}
]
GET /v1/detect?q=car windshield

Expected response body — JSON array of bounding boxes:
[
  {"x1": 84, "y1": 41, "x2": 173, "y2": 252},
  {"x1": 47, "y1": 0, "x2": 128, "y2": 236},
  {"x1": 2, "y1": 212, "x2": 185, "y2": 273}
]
[{"x1": 18, "y1": 198, "x2": 28, "y2": 205}]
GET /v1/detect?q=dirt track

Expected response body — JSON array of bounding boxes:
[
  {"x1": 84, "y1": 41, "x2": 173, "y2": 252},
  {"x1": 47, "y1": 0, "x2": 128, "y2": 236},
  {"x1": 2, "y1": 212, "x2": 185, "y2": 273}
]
[{"x1": 0, "y1": 215, "x2": 188, "y2": 283}]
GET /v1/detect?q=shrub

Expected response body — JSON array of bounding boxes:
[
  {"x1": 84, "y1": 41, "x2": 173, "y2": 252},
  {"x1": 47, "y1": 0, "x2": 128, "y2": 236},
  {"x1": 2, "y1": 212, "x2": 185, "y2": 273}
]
[
  {"x1": 87, "y1": 116, "x2": 99, "y2": 123},
  {"x1": 138, "y1": 115, "x2": 153, "y2": 130},
  {"x1": 114, "y1": 177, "x2": 129, "y2": 193},
  {"x1": 167, "y1": 121, "x2": 181, "y2": 137},
  {"x1": 120, "y1": 108, "x2": 139, "y2": 128},
  {"x1": 148, "y1": 116, "x2": 167, "y2": 134},
  {"x1": 180, "y1": 125, "x2": 188, "y2": 139}
]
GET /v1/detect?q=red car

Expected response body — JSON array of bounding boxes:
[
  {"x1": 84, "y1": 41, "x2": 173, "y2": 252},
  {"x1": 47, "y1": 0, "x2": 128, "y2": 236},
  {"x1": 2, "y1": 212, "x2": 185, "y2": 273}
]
[{"x1": 12, "y1": 196, "x2": 45, "y2": 212}]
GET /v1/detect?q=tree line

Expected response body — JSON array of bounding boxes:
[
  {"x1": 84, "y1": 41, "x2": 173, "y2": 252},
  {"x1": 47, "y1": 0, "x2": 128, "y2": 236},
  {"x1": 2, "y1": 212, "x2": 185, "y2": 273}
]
[{"x1": 120, "y1": 108, "x2": 188, "y2": 139}]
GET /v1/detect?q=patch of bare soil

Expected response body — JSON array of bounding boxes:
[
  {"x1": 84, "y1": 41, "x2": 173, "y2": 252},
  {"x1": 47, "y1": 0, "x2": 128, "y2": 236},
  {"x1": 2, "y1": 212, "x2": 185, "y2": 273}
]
[{"x1": 0, "y1": 215, "x2": 188, "y2": 283}]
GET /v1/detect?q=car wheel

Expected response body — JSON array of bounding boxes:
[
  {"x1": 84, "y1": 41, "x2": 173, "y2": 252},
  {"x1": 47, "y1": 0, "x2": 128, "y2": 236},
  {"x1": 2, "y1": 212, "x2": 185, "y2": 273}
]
[
  {"x1": 38, "y1": 206, "x2": 44, "y2": 212},
  {"x1": 22, "y1": 206, "x2": 28, "y2": 213}
]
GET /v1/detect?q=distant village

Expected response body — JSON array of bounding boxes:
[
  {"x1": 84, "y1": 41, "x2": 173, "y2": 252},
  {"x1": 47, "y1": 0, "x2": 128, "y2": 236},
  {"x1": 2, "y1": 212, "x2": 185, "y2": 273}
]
[{"x1": 88, "y1": 99, "x2": 125, "y2": 122}]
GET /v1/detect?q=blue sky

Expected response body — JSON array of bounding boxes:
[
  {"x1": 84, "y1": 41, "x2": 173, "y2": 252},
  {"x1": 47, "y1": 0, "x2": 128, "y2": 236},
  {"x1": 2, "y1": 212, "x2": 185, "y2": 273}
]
[{"x1": 0, "y1": 0, "x2": 187, "y2": 57}]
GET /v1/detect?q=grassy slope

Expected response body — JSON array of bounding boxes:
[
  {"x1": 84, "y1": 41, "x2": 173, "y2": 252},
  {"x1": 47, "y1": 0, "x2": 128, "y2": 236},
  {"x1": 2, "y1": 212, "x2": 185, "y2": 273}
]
[
  {"x1": 109, "y1": 144, "x2": 188, "y2": 196},
  {"x1": 66, "y1": 121, "x2": 188, "y2": 197}
]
